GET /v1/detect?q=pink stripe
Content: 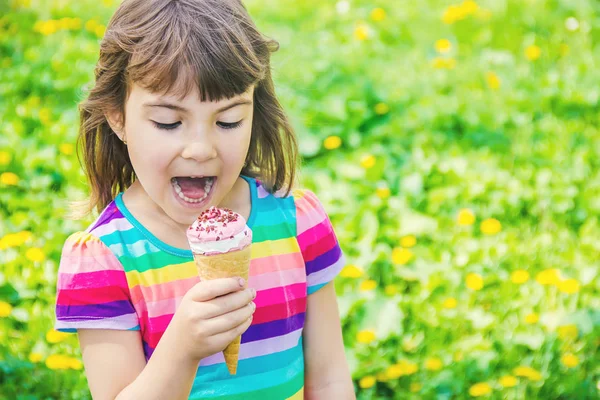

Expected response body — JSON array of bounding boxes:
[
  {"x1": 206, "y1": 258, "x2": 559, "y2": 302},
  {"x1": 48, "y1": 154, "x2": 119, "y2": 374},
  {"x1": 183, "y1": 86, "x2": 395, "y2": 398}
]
[
  {"x1": 57, "y1": 269, "x2": 126, "y2": 290},
  {"x1": 129, "y1": 276, "x2": 198, "y2": 305},
  {"x1": 296, "y1": 222, "x2": 331, "y2": 253},
  {"x1": 249, "y1": 267, "x2": 306, "y2": 291},
  {"x1": 254, "y1": 283, "x2": 306, "y2": 308},
  {"x1": 58, "y1": 250, "x2": 123, "y2": 275},
  {"x1": 134, "y1": 296, "x2": 181, "y2": 319},
  {"x1": 250, "y1": 251, "x2": 304, "y2": 275},
  {"x1": 296, "y1": 208, "x2": 327, "y2": 235}
]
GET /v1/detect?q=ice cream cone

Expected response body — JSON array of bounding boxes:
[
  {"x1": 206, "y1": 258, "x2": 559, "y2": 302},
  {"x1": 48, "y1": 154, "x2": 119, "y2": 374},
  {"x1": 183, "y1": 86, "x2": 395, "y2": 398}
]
[
  {"x1": 193, "y1": 246, "x2": 251, "y2": 375},
  {"x1": 187, "y1": 206, "x2": 253, "y2": 375}
]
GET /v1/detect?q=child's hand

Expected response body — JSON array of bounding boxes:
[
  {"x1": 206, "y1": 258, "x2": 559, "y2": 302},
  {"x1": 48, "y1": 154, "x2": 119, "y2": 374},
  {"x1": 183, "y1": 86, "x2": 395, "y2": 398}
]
[{"x1": 165, "y1": 277, "x2": 256, "y2": 363}]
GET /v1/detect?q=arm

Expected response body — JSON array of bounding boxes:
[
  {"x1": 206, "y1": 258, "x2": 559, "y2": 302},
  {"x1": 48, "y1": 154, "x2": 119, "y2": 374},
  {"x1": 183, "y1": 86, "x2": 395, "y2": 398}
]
[
  {"x1": 303, "y1": 282, "x2": 356, "y2": 399},
  {"x1": 79, "y1": 327, "x2": 198, "y2": 400}
]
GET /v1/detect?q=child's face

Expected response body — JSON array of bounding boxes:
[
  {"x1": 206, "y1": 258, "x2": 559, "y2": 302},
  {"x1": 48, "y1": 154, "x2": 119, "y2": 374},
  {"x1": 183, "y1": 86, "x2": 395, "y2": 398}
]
[{"x1": 111, "y1": 83, "x2": 254, "y2": 226}]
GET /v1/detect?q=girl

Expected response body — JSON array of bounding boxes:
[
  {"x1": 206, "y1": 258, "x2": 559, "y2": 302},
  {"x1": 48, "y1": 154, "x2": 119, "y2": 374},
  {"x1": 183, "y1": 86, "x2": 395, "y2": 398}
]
[{"x1": 53, "y1": 0, "x2": 355, "y2": 399}]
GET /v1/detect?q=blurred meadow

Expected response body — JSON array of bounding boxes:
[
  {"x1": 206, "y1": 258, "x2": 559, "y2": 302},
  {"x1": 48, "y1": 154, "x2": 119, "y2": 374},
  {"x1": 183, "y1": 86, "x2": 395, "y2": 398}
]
[{"x1": 1, "y1": 0, "x2": 600, "y2": 398}]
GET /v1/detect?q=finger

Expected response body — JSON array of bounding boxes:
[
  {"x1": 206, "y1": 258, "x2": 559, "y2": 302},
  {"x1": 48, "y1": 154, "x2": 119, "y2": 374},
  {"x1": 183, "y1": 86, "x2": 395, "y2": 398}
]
[
  {"x1": 213, "y1": 315, "x2": 253, "y2": 346},
  {"x1": 190, "y1": 277, "x2": 246, "y2": 302},
  {"x1": 203, "y1": 301, "x2": 255, "y2": 336},
  {"x1": 203, "y1": 287, "x2": 256, "y2": 319}
]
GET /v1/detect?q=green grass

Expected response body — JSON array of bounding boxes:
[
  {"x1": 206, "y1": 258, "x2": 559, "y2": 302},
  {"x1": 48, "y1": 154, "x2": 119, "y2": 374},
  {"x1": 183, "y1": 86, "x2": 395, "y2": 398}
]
[{"x1": 0, "y1": 0, "x2": 599, "y2": 398}]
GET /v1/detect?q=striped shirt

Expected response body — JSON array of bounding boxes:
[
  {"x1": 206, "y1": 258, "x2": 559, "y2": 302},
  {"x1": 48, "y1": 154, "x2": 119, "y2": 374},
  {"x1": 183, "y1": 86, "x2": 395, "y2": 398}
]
[{"x1": 54, "y1": 176, "x2": 345, "y2": 399}]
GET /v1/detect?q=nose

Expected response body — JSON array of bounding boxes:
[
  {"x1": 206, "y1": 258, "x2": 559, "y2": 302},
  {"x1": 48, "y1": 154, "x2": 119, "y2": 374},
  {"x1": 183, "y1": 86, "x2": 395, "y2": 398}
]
[{"x1": 181, "y1": 136, "x2": 217, "y2": 162}]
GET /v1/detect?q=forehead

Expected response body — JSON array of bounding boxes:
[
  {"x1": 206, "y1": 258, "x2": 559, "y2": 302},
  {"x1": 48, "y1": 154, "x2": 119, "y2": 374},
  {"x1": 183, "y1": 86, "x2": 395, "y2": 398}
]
[{"x1": 128, "y1": 82, "x2": 254, "y2": 108}]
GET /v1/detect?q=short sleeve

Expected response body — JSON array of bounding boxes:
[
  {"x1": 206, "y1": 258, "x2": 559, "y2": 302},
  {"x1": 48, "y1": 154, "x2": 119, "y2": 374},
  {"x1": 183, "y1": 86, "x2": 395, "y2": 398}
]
[
  {"x1": 54, "y1": 231, "x2": 140, "y2": 332},
  {"x1": 294, "y1": 189, "x2": 345, "y2": 295}
]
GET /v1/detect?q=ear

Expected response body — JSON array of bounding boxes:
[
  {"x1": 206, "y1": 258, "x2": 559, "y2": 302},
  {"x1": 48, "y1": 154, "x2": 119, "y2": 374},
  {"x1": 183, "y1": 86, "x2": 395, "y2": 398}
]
[{"x1": 105, "y1": 109, "x2": 126, "y2": 142}]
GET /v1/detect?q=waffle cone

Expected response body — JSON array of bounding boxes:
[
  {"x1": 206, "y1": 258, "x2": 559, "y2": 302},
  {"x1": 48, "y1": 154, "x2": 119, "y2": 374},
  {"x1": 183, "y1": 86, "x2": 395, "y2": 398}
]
[{"x1": 193, "y1": 245, "x2": 251, "y2": 375}]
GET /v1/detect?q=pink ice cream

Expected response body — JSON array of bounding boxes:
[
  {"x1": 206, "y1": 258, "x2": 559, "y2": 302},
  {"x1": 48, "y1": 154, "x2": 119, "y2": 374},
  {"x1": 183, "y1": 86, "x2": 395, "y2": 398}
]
[{"x1": 187, "y1": 207, "x2": 252, "y2": 256}]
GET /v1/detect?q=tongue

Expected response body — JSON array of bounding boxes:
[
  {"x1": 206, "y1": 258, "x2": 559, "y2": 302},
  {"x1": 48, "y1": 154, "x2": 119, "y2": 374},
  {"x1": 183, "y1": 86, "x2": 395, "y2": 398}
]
[{"x1": 176, "y1": 177, "x2": 210, "y2": 199}]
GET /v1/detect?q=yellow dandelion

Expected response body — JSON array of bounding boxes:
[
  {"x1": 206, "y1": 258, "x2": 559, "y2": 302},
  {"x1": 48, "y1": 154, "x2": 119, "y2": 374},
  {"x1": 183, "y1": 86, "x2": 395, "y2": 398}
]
[
  {"x1": 85, "y1": 19, "x2": 98, "y2": 32},
  {"x1": 513, "y1": 366, "x2": 542, "y2": 381},
  {"x1": 356, "y1": 330, "x2": 376, "y2": 344},
  {"x1": 68, "y1": 17, "x2": 82, "y2": 30},
  {"x1": 374, "y1": 102, "x2": 390, "y2": 115},
  {"x1": 560, "y1": 353, "x2": 579, "y2": 368},
  {"x1": 485, "y1": 71, "x2": 501, "y2": 90},
  {"x1": 410, "y1": 382, "x2": 422, "y2": 392},
  {"x1": 442, "y1": 297, "x2": 457, "y2": 309},
  {"x1": 442, "y1": 5, "x2": 464, "y2": 24},
  {"x1": 68, "y1": 357, "x2": 83, "y2": 370},
  {"x1": 370, "y1": 8, "x2": 386, "y2": 22},
  {"x1": 392, "y1": 247, "x2": 414, "y2": 265},
  {"x1": 457, "y1": 208, "x2": 476, "y2": 225},
  {"x1": 359, "y1": 375, "x2": 376, "y2": 389},
  {"x1": 480, "y1": 218, "x2": 501, "y2": 235},
  {"x1": 424, "y1": 357, "x2": 443, "y2": 371},
  {"x1": 432, "y1": 57, "x2": 457, "y2": 69},
  {"x1": 557, "y1": 324, "x2": 578, "y2": 340},
  {"x1": 46, "y1": 329, "x2": 70, "y2": 344},
  {"x1": 469, "y1": 382, "x2": 492, "y2": 397},
  {"x1": 535, "y1": 269, "x2": 561, "y2": 286},
  {"x1": 1, "y1": 172, "x2": 19, "y2": 186},
  {"x1": 400, "y1": 235, "x2": 417, "y2": 248},
  {"x1": 38, "y1": 20, "x2": 58, "y2": 36},
  {"x1": 360, "y1": 154, "x2": 376, "y2": 169},
  {"x1": 510, "y1": 270, "x2": 530, "y2": 284},
  {"x1": 360, "y1": 279, "x2": 377, "y2": 291},
  {"x1": 38, "y1": 108, "x2": 51, "y2": 125},
  {"x1": 59, "y1": 143, "x2": 74, "y2": 155},
  {"x1": 384, "y1": 284, "x2": 399, "y2": 296},
  {"x1": 26, "y1": 248, "x2": 46, "y2": 262},
  {"x1": 498, "y1": 375, "x2": 517, "y2": 388},
  {"x1": 0, "y1": 301, "x2": 13, "y2": 317},
  {"x1": 45, "y1": 354, "x2": 71, "y2": 370},
  {"x1": 461, "y1": 0, "x2": 479, "y2": 15},
  {"x1": 435, "y1": 39, "x2": 452, "y2": 54},
  {"x1": 340, "y1": 264, "x2": 363, "y2": 279},
  {"x1": 28, "y1": 352, "x2": 44, "y2": 363},
  {"x1": 354, "y1": 24, "x2": 370, "y2": 41},
  {"x1": 376, "y1": 371, "x2": 389, "y2": 382},
  {"x1": 466, "y1": 273, "x2": 484, "y2": 291},
  {"x1": 386, "y1": 360, "x2": 418, "y2": 378},
  {"x1": 323, "y1": 135, "x2": 342, "y2": 150},
  {"x1": 376, "y1": 187, "x2": 391, "y2": 199},
  {"x1": 525, "y1": 45, "x2": 541, "y2": 61},
  {"x1": 0, "y1": 150, "x2": 11, "y2": 165},
  {"x1": 95, "y1": 24, "x2": 106, "y2": 38},
  {"x1": 524, "y1": 313, "x2": 539, "y2": 324},
  {"x1": 557, "y1": 278, "x2": 580, "y2": 294},
  {"x1": 16, "y1": 231, "x2": 32, "y2": 243}
]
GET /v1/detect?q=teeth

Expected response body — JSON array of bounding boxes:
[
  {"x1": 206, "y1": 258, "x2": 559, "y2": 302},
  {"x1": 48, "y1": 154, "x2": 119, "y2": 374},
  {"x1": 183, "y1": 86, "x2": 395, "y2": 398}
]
[{"x1": 171, "y1": 177, "x2": 214, "y2": 204}]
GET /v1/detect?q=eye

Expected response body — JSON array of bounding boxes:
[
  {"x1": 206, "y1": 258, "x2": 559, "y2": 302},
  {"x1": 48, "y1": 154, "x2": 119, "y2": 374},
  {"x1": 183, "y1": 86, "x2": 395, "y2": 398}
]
[
  {"x1": 152, "y1": 121, "x2": 181, "y2": 130},
  {"x1": 217, "y1": 120, "x2": 243, "y2": 130}
]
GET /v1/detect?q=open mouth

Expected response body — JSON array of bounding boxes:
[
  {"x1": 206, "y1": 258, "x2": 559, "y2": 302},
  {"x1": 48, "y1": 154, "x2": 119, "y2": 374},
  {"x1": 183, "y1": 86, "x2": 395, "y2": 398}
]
[{"x1": 171, "y1": 176, "x2": 216, "y2": 204}]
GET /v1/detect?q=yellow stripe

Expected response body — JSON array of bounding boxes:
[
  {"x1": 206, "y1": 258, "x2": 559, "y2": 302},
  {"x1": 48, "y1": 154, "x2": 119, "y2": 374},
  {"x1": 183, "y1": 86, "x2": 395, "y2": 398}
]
[
  {"x1": 126, "y1": 261, "x2": 196, "y2": 287},
  {"x1": 286, "y1": 387, "x2": 304, "y2": 400},
  {"x1": 251, "y1": 237, "x2": 300, "y2": 259}
]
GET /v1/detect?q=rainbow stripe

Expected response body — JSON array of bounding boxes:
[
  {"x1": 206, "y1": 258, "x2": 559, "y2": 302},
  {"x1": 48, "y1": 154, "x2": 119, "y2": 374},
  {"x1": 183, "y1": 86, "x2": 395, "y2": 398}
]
[{"x1": 54, "y1": 176, "x2": 344, "y2": 398}]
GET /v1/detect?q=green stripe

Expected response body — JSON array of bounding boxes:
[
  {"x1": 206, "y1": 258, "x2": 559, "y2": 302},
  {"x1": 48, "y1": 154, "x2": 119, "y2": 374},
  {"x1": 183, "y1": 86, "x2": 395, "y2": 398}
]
[
  {"x1": 252, "y1": 221, "x2": 295, "y2": 242},
  {"x1": 190, "y1": 363, "x2": 303, "y2": 400},
  {"x1": 119, "y1": 251, "x2": 190, "y2": 273}
]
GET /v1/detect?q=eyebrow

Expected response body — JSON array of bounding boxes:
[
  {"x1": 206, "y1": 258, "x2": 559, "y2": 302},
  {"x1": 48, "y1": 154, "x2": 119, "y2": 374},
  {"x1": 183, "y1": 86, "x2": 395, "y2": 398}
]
[{"x1": 143, "y1": 99, "x2": 253, "y2": 113}]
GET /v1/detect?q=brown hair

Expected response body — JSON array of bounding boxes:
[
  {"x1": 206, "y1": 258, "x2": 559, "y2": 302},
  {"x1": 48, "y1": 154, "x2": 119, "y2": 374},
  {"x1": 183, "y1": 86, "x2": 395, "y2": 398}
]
[{"x1": 73, "y1": 0, "x2": 298, "y2": 218}]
